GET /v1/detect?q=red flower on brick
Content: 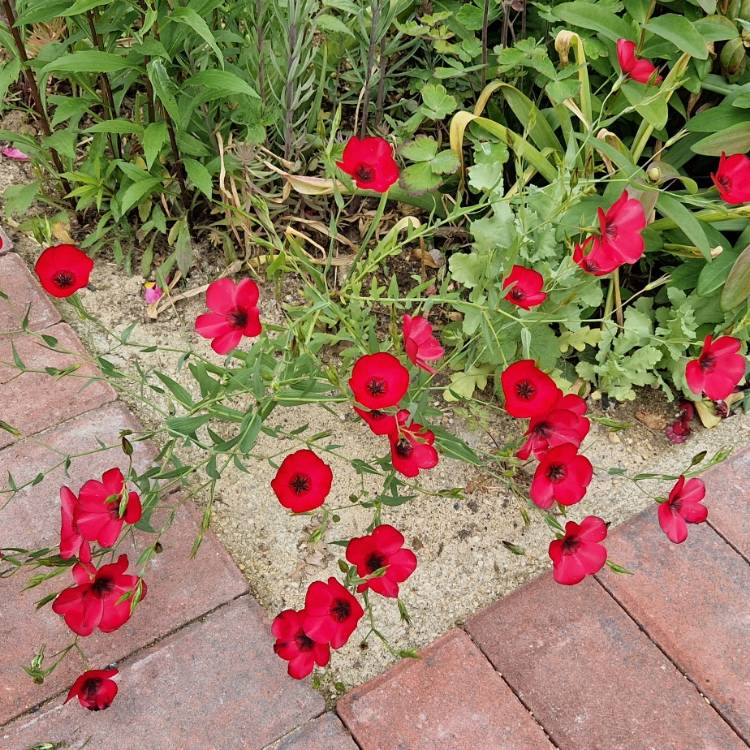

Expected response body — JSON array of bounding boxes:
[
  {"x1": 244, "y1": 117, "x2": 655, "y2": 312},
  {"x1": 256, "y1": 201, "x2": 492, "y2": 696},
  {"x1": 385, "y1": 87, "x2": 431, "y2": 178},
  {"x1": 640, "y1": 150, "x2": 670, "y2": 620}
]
[
  {"x1": 34, "y1": 244, "x2": 93, "y2": 298},
  {"x1": 502, "y1": 265, "x2": 547, "y2": 310},
  {"x1": 272, "y1": 609, "x2": 330, "y2": 679},
  {"x1": 302, "y1": 577, "x2": 364, "y2": 649},
  {"x1": 52, "y1": 554, "x2": 145, "y2": 637},
  {"x1": 501, "y1": 360, "x2": 561, "y2": 419},
  {"x1": 337, "y1": 136, "x2": 399, "y2": 193},
  {"x1": 66, "y1": 669, "x2": 119, "y2": 711},
  {"x1": 658, "y1": 475, "x2": 708, "y2": 544},
  {"x1": 346, "y1": 524, "x2": 417, "y2": 598},
  {"x1": 530, "y1": 443, "x2": 593, "y2": 509},
  {"x1": 60, "y1": 486, "x2": 86, "y2": 561},
  {"x1": 549, "y1": 515, "x2": 608, "y2": 585},
  {"x1": 389, "y1": 409, "x2": 439, "y2": 478},
  {"x1": 403, "y1": 314, "x2": 444, "y2": 373},
  {"x1": 617, "y1": 39, "x2": 661, "y2": 84},
  {"x1": 271, "y1": 449, "x2": 333, "y2": 513},
  {"x1": 354, "y1": 406, "x2": 398, "y2": 436},
  {"x1": 712, "y1": 153, "x2": 750, "y2": 205},
  {"x1": 685, "y1": 334, "x2": 746, "y2": 401},
  {"x1": 195, "y1": 278, "x2": 262, "y2": 355},
  {"x1": 517, "y1": 394, "x2": 590, "y2": 460},
  {"x1": 349, "y1": 352, "x2": 409, "y2": 410}
]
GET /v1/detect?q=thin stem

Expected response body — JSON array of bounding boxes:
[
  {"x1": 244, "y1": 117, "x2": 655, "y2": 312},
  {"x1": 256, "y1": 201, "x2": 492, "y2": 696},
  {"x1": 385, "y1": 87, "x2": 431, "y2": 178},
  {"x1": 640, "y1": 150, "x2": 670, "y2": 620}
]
[
  {"x1": 359, "y1": 0, "x2": 381, "y2": 139},
  {"x1": 481, "y1": 0, "x2": 490, "y2": 87}
]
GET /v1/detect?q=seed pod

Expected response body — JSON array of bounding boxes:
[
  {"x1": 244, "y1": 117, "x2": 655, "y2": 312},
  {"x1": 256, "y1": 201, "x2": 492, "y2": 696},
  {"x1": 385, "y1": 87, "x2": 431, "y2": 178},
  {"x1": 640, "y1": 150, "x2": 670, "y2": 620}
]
[{"x1": 720, "y1": 37, "x2": 746, "y2": 77}]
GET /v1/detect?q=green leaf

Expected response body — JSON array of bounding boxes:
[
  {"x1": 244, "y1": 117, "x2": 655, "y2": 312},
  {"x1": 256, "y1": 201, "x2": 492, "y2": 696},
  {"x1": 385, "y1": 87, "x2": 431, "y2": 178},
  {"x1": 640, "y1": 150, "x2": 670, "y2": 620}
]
[
  {"x1": 696, "y1": 248, "x2": 738, "y2": 297},
  {"x1": 645, "y1": 15, "x2": 708, "y2": 60},
  {"x1": 60, "y1": 0, "x2": 115, "y2": 15},
  {"x1": 552, "y1": 2, "x2": 632, "y2": 42},
  {"x1": 721, "y1": 244, "x2": 750, "y2": 310},
  {"x1": 398, "y1": 162, "x2": 443, "y2": 195},
  {"x1": 3, "y1": 181, "x2": 39, "y2": 217},
  {"x1": 183, "y1": 158, "x2": 213, "y2": 199},
  {"x1": 183, "y1": 70, "x2": 259, "y2": 100},
  {"x1": 316, "y1": 13, "x2": 356, "y2": 37},
  {"x1": 154, "y1": 372, "x2": 194, "y2": 407},
  {"x1": 166, "y1": 414, "x2": 209, "y2": 437},
  {"x1": 169, "y1": 7, "x2": 223, "y2": 65},
  {"x1": 430, "y1": 149, "x2": 460, "y2": 175},
  {"x1": 692, "y1": 122, "x2": 750, "y2": 156},
  {"x1": 621, "y1": 80, "x2": 668, "y2": 130},
  {"x1": 142, "y1": 121, "x2": 168, "y2": 169},
  {"x1": 656, "y1": 193, "x2": 710, "y2": 259},
  {"x1": 41, "y1": 51, "x2": 132, "y2": 75},
  {"x1": 147, "y1": 60, "x2": 181, "y2": 126},
  {"x1": 84, "y1": 119, "x2": 143, "y2": 135},
  {"x1": 420, "y1": 83, "x2": 457, "y2": 120},
  {"x1": 400, "y1": 136, "x2": 438, "y2": 162},
  {"x1": 119, "y1": 177, "x2": 162, "y2": 214}
]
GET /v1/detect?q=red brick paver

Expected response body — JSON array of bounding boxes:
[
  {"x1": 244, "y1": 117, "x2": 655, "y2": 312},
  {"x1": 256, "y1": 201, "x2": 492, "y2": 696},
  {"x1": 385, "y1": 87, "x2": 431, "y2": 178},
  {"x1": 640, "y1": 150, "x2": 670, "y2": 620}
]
[
  {"x1": 338, "y1": 629, "x2": 553, "y2": 750},
  {"x1": 0, "y1": 252, "x2": 60, "y2": 332},
  {"x1": 599, "y1": 514, "x2": 750, "y2": 739},
  {"x1": 265, "y1": 713, "x2": 358, "y2": 750}
]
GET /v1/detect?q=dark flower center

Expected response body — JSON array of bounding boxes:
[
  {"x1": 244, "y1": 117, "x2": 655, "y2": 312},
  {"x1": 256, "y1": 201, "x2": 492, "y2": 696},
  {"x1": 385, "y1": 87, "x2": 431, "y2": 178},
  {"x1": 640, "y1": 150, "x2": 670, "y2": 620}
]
[
  {"x1": 604, "y1": 221, "x2": 617, "y2": 241},
  {"x1": 83, "y1": 678, "x2": 102, "y2": 699},
  {"x1": 229, "y1": 308, "x2": 248, "y2": 329},
  {"x1": 356, "y1": 163, "x2": 375, "y2": 182},
  {"x1": 395, "y1": 437, "x2": 413, "y2": 457},
  {"x1": 91, "y1": 576, "x2": 115, "y2": 597},
  {"x1": 583, "y1": 258, "x2": 599, "y2": 273},
  {"x1": 294, "y1": 631, "x2": 315, "y2": 652},
  {"x1": 718, "y1": 175, "x2": 731, "y2": 189},
  {"x1": 546, "y1": 464, "x2": 567, "y2": 482},
  {"x1": 53, "y1": 270, "x2": 75, "y2": 288},
  {"x1": 515, "y1": 380, "x2": 536, "y2": 400},
  {"x1": 699, "y1": 354, "x2": 715, "y2": 372},
  {"x1": 510, "y1": 288, "x2": 525, "y2": 300},
  {"x1": 561, "y1": 536, "x2": 581, "y2": 553},
  {"x1": 532, "y1": 421, "x2": 550, "y2": 437},
  {"x1": 366, "y1": 377, "x2": 387, "y2": 396},
  {"x1": 290, "y1": 473, "x2": 311, "y2": 494},
  {"x1": 331, "y1": 598, "x2": 352, "y2": 622},
  {"x1": 366, "y1": 552, "x2": 386, "y2": 572}
]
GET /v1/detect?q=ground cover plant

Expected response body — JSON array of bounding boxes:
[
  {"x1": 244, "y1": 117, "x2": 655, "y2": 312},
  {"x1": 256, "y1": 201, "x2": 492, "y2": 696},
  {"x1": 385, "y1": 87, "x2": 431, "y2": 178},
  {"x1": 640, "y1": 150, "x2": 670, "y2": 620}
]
[{"x1": 1, "y1": 0, "x2": 750, "y2": 707}]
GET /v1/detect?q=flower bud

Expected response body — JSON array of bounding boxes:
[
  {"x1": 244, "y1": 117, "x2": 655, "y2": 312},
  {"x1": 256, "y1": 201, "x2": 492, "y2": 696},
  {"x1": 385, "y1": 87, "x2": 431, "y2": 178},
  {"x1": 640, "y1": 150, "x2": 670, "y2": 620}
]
[
  {"x1": 720, "y1": 38, "x2": 746, "y2": 77},
  {"x1": 555, "y1": 30, "x2": 576, "y2": 64},
  {"x1": 647, "y1": 166, "x2": 661, "y2": 183}
]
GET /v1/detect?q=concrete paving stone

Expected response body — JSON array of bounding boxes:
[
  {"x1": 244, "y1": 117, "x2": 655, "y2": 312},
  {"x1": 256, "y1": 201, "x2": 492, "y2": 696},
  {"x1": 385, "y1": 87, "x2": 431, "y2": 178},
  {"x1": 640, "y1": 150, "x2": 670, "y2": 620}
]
[
  {"x1": 337, "y1": 629, "x2": 553, "y2": 750},
  {"x1": 264, "y1": 713, "x2": 358, "y2": 750},
  {"x1": 466, "y1": 574, "x2": 745, "y2": 750},
  {"x1": 1, "y1": 597, "x2": 324, "y2": 750},
  {"x1": 0, "y1": 253, "x2": 60, "y2": 333}
]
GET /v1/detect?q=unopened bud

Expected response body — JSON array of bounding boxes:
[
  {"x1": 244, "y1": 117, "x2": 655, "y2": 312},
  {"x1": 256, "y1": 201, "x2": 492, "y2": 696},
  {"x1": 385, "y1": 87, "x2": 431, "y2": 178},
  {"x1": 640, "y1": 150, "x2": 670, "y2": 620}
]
[
  {"x1": 647, "y1": 166, "x2": 661, "y2": 183},
  {"x1": 555, "y1": 30, "x2": 576, "y2": 64}
]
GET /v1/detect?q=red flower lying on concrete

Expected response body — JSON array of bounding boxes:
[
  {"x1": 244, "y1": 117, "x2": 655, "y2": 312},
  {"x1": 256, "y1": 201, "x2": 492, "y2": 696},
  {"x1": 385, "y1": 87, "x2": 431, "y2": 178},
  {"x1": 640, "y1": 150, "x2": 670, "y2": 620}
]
[
  {"x1": 337, "y1": 136, "x2": 400, "y2": 192},
  {"x1": 712, "y1": 152, "x2": 750, "y2": 205},
  {"x1": 530, "y1": 443, "x2": 593, "y2": 509},
  {"x1": 349, "y1": 352, "x2": 409, "y2": 410},
  {"x1": 346, "y1": 524, "x2": 417, "y2": 598},
  {"x1": 303, "y1": 577, "x2": 364, "y2": 649},
  {"x1": 66, "y1": 669, "x2": 119, "y2": 711},
  {"x1": 403, "y1": 314, "x2": 444, "y2": 373},
  {"x1": 501, "y1": 360, "x2": 561, "y2": 419},
  {"x1": 272, "y1": 609, "x2": 330, "y2": 679},
  {"x1": 549, "y1": 515, "x2": 608, "y2": 585},
  {"x1": 517, "y1": 393, "x2": 590, "y2": 460},
  {"x1": 502, "y1": 265, "x2": 547, "y2": 310},
  {"x1": 271, "y1": 449, "x2": 333, "y2": 513},
  {"x1": 658, "y1": 475, "x2": 708, "y2": 544},
  {"x1": 195, "y1": 277, "x2": 262, "y2": 355},
  {"x1": 616, "y1": 39, "x2": 661, "y2": 84},
  {"x1": 664, "y1": 400, "x2": 695, "y2": 444},
  {"x1": 685, "y1": 334, "x2": 746, "y2": 401},
  {"x1": 389, "y1": 409, "x2": 439, "y2": 478},
  {"x1": 52, "y1": 554, "x2": 145, "y2": 637},
  {"x1": 34, "y1": 244, "x2": 93, "y2": 298},
  {"x1": 354, "y1": 406, "x2": 398, "y2": 436}
]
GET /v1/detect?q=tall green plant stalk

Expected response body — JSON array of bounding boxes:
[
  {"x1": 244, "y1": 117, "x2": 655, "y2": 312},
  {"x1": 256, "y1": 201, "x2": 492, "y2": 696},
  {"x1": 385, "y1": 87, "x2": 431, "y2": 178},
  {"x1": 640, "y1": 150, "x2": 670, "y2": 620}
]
[
  {"x1": 481, "y1": 0, "x2": 490, "y2": 87},
  {"x1": 359, "y1": 0, "x2": 382, "y2": 138}
]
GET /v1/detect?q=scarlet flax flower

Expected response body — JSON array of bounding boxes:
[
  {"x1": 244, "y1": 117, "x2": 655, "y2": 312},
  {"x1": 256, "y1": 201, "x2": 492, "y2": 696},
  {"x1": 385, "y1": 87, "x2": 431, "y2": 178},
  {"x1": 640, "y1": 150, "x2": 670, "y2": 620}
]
[
  {"x1": 712, "y1": 153, "x2": 750, "y2": 205},
  {"x1": 272, "y1": 609, "x2": 330, "y2": 679},
  {"x1": 501, "y1": 360, "x2": 561, "y2": 419},
  {"x1": 502, "y1": 265, "x2": 547, "y2": 310},
  {"x1": 302, "y1": 577, "x2": 364, "y2": 649},
  {"x1": 530, "y1": 443, "x2": 593, "y2": 509},
  {"x1": 353, "y1": 406, "x2": 397, "y2": 436},
  {"x1": 402, "y1": 315, "x2": 444, "y2": 373},
  {"x1": 271, "y1": 449, "x2": 333, "y2": 513},
  {"x1": 346, "y1": 524, "x2": 417, "y2": 598},
  {"x1": 549, "y1": 515, "x2": 608, "y2": 585},
  {"x1": 2, "y1": 146, "x2": 30, "y2": 161},
  {"x1": 658, "y1": 475, "x2": 708, "y2": 544},
  {"x1": 665, "y1": 401, "x2": 695, "y2": 444},
  {"x1": 616, "y1": 39, "x2": 661, "y2": 84},
  {"x1": 685, "y1": 335, "x2": 746, "y2": 401},
  {"x1": 337, "y1": 136, "x2": 400, "y2": 192},
  {"x1": 52, "y1": 554, "x2": 146, "y2": 637},
  {"x1": 66, "y1": 669, "x2": 119, "y2": 711},
  {"x1": 195, "y1": 277, "x2": 262, "y2": 355},
  {"x1": 349, "y1": 352, "x2": 410, "y2": 410},
  {"x1": 517, "y1": 394, "x2": 590, "y2": 460},
  {"x1": 34, "y1": 245, "x2": 93, "y2": 298},
  {"x1": 389, "y1": 409, "x2": 439, "y2": 478}
]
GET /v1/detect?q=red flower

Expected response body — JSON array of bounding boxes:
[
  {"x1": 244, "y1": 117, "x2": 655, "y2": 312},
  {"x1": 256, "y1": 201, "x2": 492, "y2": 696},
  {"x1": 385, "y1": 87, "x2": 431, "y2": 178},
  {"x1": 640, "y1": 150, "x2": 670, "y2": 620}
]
[
  {"x1": 403, "y1": 315, "x2": 444, "y2": 373},
  {"x1": 272, "y1": 609, "x2": 330, "y2": 679},
  {"x1": 616, "y1": 39, "x2": 661, "y2": 84},
  {"x1": 501, "y1": 360, "x2": 561, "y2": 419},
  {"x1": 271, "y1": 449, "x2": 333, "y2": 513},
  {"x1": 195, "y1": 278, "x2": 262, "y2": 355},
  {"x1": 517, "y1": 394, "x2": 590, "y2": 460},
  {"x1": 658, "y1": 475, "x2": 708, "y2": 544},
  {"x1": 302, "y1": 577, "x2": 364, "y2": 649},
  {"x1": 66, "y1": 669, "x2": 118, "y2": 711},
  {"x1": 349, "y1": 352, "x2": 409, "y2": 410},
  {"x1": 530, "y1": 443, "x2": 593, "y2": 509},
  {"x1": 346, "y1": 524, "x2": 417, "y2": 598},
  {"x1": 711, "y1": 153, "x2": 750, "y2": 205},
  {"x1": 354, "y1": 406, "x2": 397, "y2": 436},
  {"x1": 685, "y1": 335, "x2": 746, "y2": 401},
  {"x1": 60, "y1": 486, "x2": 85, "y2": 561},
  {"x1": 665, "y1": 400, "x2": 695, "y2": 444},
  {"x1": 549, "y1": 515, "x2": 608, "y2": 585},
  {"x1": 337, "y1": 136, "x2": 400, "y2": 192},
  {"x1": 573, "y1": 235, "x2": 620, "y2": 277},
  {"x1": 502, "y1": 265, "x2": 547, "y2": 310},
  {"x1": 389, "y1": 409, "x2": 439, "y2": 478},
  {"x1": 52, "y1": 554, "x2": 145, "y2": 637},
  {"x1": 34, "y1": 244, "x2": 93, "y2": 298}
]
